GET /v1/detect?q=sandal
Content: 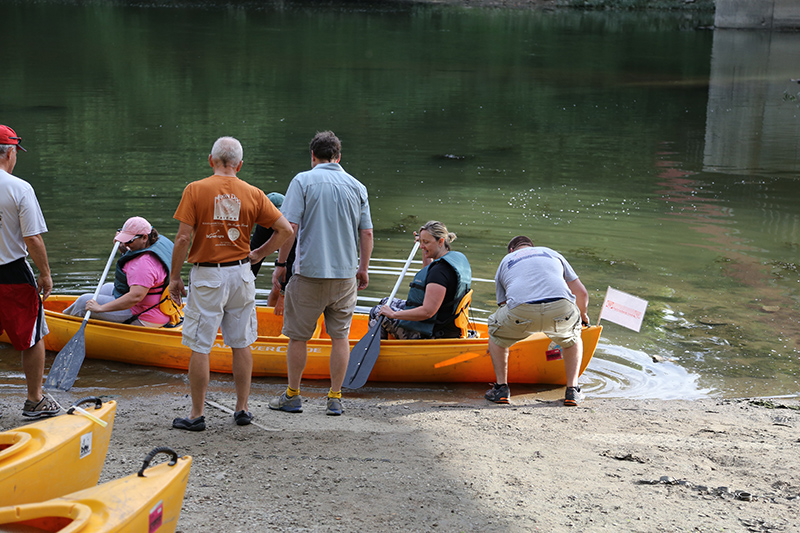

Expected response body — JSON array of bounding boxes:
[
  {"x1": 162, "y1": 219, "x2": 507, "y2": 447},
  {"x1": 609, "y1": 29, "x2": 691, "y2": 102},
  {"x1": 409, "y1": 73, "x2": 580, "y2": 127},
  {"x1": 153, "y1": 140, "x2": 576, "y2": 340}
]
[{"x1": 172, "y1": 416, "x2": 205, "y2": 431}]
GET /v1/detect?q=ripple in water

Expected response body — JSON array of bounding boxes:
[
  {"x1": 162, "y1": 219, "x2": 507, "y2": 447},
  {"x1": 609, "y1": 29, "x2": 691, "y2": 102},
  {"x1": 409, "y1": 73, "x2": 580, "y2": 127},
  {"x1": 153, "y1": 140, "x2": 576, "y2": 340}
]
[{"x1": 584, "y1": 341, "x2": 713, "y2": 400}]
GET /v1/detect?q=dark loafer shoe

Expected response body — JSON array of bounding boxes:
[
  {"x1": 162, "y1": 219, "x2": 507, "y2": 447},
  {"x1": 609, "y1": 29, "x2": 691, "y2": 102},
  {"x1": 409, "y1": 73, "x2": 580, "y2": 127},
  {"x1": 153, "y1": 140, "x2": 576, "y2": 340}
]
[
  {"x1": 172, "y1": 416, "x2": 206, "y2": 431},
  {"x1": 234, "y1": 410, "x2": 253, "y2": 426}
]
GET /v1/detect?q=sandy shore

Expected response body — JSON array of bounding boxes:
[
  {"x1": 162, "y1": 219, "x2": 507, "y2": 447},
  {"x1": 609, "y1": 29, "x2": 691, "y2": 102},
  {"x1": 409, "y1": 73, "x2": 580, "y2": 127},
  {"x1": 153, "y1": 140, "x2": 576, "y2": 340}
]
[{"x1": 3, "y1": 385, "x2": 798, "y2": 532}]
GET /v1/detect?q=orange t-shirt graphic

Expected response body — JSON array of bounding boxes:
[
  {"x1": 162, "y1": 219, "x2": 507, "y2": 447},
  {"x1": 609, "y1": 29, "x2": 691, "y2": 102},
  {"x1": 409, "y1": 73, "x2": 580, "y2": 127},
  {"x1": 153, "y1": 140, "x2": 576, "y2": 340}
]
[{"x1": 174, "y1": 175, "x2": 281, "y2": 264}]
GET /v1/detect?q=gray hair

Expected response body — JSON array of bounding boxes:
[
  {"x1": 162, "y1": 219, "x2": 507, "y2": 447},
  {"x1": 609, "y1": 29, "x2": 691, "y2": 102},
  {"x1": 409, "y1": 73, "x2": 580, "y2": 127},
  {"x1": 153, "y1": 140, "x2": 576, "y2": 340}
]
[
  {"x1": 210, "y1": 136, "x2": 243, "y2": 167},
  {"x1": 419, "y1": 220, "x2": 457, "y2": 251},
  {"x1": 0, "y1": 145, "x2": 14, "y2": 157}
]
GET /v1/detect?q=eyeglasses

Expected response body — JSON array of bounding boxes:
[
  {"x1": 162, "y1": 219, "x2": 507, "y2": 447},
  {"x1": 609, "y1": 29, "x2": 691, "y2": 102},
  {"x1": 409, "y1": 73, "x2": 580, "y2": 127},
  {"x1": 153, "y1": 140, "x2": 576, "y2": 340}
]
[{"x1": 124, "y1": 234, "x2": 144, "y2": 245}]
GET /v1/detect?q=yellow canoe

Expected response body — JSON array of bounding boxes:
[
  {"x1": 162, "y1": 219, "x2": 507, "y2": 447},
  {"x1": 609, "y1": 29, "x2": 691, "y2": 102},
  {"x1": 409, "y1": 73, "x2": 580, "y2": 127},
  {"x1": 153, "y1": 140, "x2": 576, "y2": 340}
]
[
  {"x1": 0, "y1": 447, "x2": 191, "y2": 533},
  {"x1": 4, "y1": 295, "x2": 601, "y2": 385},
  {"x1": 0, "y1": 398, "x2": 116, "y2": 507}
]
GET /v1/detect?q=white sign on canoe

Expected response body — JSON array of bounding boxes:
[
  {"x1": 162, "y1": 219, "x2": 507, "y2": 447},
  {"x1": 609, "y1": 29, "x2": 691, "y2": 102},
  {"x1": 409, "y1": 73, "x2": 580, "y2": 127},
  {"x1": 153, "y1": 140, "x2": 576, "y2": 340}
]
[{"x1": 598, "y1": 286, "x2": 648, "y2": 332}]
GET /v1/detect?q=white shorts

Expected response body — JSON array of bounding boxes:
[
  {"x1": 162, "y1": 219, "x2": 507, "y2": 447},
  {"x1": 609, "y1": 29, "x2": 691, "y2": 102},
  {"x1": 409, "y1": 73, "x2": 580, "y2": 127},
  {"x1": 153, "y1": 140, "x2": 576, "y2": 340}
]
[{"x1": 181, "y1": 262, "x2": 257, "y2": 353}]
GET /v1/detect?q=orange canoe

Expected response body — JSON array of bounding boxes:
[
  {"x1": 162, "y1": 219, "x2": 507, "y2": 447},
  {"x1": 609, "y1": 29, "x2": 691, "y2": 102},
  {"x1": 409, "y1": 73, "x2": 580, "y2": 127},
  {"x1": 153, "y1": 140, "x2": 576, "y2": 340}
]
[{"x1": 2, "y1": 295, "x2": 601, "y2": 385}]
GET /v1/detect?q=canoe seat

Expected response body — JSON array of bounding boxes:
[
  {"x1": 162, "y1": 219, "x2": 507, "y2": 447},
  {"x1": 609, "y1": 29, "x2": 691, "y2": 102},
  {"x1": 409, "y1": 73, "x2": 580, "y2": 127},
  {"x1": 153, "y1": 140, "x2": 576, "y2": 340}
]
[
  {"x1": 310, "y1": 314, "x2": 325, "y2": 339},
  {"x1": 454, "y1": 289, "x2": 476, "y2": 339}
]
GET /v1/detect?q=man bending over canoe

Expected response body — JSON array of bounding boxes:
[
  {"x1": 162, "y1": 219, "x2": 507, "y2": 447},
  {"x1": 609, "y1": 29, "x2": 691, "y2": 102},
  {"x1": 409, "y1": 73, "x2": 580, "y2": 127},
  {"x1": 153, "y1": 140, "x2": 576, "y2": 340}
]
[
  {"x1": 485, "y1": 236, "x2": 590, "y2": 406},
  {"x1": 169, "y1": 136, "x2": 292, "y2": 431}
]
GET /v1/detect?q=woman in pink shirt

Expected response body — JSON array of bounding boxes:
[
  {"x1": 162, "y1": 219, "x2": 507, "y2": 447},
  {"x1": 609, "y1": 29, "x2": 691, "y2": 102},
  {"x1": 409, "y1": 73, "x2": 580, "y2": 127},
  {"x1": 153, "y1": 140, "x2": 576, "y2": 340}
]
[{"x1": 64, "y1": 217, "x2": 174, "y2": 327}]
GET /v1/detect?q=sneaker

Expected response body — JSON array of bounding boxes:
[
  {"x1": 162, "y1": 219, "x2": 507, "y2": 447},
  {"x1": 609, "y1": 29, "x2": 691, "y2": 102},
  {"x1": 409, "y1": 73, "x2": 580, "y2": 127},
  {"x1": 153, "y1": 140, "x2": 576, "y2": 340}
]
[
  {"x1": 22, "y1": 395, "x2": 60, "y2": 419},
  {"x1": 172, "y1": 416, "x2": 206, "y2": 431},
  {"x1": 326, "y1": 397, "x2": 343, "y2": 416},
  {"x1": 234, "y1": 410, "x2": 253, "y2": 426},
  {"x1": 484, "y1": 383, "x2": 510, "y2": 404},
  {"x1": 268, "y1": 392, "x2": 303, "y2": 413},
  {"x1": 564, "y1": 386, "x2": 584, "y2": 407}
]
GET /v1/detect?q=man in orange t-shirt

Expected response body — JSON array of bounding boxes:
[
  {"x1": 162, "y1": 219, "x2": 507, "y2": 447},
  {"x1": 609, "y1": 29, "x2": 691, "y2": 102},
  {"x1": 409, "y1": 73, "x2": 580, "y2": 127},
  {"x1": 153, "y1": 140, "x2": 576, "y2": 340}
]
[{"x1": 170, "y1": 136, "x2": 292, "y2": 431}]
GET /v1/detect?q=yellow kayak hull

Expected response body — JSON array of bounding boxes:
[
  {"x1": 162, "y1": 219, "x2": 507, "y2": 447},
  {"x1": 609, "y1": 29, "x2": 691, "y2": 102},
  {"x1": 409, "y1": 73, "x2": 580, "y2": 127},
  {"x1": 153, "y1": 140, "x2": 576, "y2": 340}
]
[
  {"x1": 0, "y1": 453, "x2": 191, "y2": 533},
  {"x1": 0, "y1": 401, "x2": 116, "y2": 507},
  {"x1": 4, "y1": 295, "x2": 601, "y2": 385}
]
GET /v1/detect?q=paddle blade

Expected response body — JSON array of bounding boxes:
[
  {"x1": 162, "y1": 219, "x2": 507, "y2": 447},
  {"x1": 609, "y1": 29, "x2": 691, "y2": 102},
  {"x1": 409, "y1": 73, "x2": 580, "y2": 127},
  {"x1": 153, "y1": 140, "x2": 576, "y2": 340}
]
[
  {"x1": 344, "y1": 316, "x2": 384, "y2": 389},
  {"x1": 44, "y1": 322, "x2": 88, "y2": 391}
]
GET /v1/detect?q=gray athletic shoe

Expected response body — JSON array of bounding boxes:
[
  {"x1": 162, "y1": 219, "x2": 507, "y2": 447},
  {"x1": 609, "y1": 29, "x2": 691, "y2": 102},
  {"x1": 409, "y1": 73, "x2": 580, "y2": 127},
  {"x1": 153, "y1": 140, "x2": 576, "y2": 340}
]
[
  {"x1": 22, "y1": 395, "x2": 60, "y2": 419},
  {"x1": 326, "y1": 397, "x2": 343, "y2": 416},
  {"x1": 564, "y1": 386, "x2": 584, "y2": 407},
  {"x1": 485, "y1": 383, "x2": 510, "y2": 404},
  {"x1": 269, "y1": 392, "x2": 303, "y2": 413}
]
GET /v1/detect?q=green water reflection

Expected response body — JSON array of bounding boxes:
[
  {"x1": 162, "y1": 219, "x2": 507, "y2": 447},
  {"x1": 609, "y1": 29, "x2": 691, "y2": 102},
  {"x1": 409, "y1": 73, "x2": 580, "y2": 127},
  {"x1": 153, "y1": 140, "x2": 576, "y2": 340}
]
[{"x1": 1, "y1": 1, "x2": 797, "y2": 398}]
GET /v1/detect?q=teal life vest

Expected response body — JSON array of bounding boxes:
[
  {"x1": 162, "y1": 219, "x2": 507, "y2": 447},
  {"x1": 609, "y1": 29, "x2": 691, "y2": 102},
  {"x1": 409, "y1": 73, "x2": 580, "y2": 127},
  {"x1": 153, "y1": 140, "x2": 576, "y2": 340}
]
[
  {"x1": 112, "y1": 235, "x2": 173, "y2": 298},
  {"x1": 397, "y1": 250, "x2": 471, "y2": 337}
]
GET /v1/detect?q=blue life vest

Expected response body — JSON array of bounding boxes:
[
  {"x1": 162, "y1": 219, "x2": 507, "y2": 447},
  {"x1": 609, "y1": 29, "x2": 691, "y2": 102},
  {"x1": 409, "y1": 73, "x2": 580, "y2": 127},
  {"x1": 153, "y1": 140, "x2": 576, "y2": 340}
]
[
  {"x1": 112, "y1": 235, "x2": 173, "y2": 298},
  {"x1": 397, "y1": 251, "x2": 471, "y2": 337}
]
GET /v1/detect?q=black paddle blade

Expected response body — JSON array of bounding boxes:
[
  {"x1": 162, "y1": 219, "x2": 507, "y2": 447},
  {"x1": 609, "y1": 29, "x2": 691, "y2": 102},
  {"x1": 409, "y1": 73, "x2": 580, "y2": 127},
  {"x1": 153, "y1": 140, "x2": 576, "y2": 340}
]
[
  {"x1": 344, "y1": 316, "x2": 384, "y2": 389},
  {"x1": 44, "y1": 322, "x2": 87, "y2": 391}
]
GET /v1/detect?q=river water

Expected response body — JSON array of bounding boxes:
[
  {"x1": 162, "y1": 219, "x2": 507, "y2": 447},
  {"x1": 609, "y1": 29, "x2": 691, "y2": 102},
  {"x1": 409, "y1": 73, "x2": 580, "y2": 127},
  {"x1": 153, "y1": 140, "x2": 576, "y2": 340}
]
[{"x1": 1, "y1": 1, "x2": 798, "y2": 400}]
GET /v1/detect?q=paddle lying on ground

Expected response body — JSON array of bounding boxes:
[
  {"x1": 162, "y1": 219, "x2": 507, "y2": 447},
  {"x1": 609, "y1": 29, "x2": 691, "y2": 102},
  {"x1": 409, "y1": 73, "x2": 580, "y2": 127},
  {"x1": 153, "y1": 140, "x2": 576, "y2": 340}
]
[
  {"x1": 45, "y1": 241, "x2": 121, "y2": 391},
  {"x1": 344, "y1": 241, "x2": 420, "y2": 389}
]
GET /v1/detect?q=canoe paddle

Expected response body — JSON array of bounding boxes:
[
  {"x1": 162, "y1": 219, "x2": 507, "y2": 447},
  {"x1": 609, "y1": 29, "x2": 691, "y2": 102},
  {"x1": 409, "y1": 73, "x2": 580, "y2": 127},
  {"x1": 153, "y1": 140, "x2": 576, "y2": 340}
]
[
  {"x1": 45, "y1": 241, "x2": 121, "y2": 391},
  {"x1": 344, "y1": 241, "x2": 419, "y2": 389}
]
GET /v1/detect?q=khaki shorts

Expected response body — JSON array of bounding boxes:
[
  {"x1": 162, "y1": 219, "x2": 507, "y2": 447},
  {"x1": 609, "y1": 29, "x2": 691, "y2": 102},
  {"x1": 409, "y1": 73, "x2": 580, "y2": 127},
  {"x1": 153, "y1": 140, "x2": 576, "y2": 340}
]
[
  {"x1": 488, "y1": 299, "x2": 581, "y2": 349},
  {"x1": 182, "y1": 263, "x2": 257, "y2": 353},
  {"x1": 282, "y1": 275, "x2": 357, "y2": 341}
]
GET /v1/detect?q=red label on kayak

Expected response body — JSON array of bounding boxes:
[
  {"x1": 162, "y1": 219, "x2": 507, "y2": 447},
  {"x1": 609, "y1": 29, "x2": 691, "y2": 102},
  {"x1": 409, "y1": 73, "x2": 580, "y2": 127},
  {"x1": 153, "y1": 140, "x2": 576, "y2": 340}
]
[
  {"x1": 149, "y1": 501, "x2": 163, "y2": 532},
  {"x1": 546, "y1": 348, "x2": 562, "y2": 361}
]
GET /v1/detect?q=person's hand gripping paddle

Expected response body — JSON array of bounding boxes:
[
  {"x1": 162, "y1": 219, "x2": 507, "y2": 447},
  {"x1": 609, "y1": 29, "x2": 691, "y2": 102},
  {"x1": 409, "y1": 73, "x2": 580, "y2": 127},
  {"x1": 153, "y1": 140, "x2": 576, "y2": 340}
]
[
  {"x1": 45, "y1": 241, "x2": 121, "y2": 391},
  {"x1": 344, "y1": 241, "x2": 419, "y2": 389}
]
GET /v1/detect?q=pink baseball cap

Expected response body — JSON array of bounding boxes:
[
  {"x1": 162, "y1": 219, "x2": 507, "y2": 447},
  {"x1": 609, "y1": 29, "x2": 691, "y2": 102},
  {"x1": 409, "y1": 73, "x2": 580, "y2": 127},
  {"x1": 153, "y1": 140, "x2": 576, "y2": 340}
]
[
  {"x1": 115, "y1": 216, "x2": 152, "y2": 243},
  {"x1": 0, "y1": 125, "x2": 26, "y2": 152}
]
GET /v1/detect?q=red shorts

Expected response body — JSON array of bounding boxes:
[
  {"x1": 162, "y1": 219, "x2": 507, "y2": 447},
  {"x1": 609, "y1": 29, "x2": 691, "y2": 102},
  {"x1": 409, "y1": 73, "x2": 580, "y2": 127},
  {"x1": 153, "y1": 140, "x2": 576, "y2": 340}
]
[{"x1": 0, "y1": 258, "x2": 48, "y2": 351}]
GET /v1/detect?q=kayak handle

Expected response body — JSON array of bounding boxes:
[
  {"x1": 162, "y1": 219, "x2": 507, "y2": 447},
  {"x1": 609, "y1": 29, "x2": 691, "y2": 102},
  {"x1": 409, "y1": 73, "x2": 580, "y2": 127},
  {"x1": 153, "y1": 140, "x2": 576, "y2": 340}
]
[
  {"x1": 67, "y1": 396, "x2": 104, "y2": 412},
  {"x1": 138, "y1": 446, "x2": 179, "y2": 477}
]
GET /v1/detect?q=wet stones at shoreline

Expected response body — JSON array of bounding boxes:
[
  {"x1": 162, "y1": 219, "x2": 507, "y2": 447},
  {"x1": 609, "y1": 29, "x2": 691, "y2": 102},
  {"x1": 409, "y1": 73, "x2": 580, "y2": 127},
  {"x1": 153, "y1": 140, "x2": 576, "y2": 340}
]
[{"x1": 640, "y1": 476, "x2": 758, "y2": 502}]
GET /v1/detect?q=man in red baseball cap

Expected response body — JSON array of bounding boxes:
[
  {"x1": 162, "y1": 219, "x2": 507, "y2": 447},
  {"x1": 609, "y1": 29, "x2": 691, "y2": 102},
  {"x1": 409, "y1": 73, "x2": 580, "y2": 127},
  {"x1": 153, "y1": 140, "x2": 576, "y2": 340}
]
[
  {"x1": 0, "y1": 125, "x2": 27, "y2": 152},
  {"x1": 0, "y1": 124, "x2": 59, "y2": 418}
]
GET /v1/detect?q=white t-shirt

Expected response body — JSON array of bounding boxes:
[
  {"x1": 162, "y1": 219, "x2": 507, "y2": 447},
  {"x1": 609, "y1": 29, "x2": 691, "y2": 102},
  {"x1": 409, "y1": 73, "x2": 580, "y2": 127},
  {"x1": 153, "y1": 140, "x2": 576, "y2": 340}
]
[
  {"x1": 494, "y1": 246, "x2": 579, "y2": 309},
  {"x1": 0, "y1": 169, "x2": 48, "y2": 265}
]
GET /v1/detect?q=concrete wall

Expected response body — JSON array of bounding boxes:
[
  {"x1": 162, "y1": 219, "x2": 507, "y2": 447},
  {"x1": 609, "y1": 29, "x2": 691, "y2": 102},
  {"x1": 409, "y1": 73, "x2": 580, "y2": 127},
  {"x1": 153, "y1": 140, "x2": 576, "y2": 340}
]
[
  {"x1": 716, "y1": 0, "x2": 800, "y2": 29},
  {"x1": 703, "y1": 30, "x2": 800, "y2": 176}
]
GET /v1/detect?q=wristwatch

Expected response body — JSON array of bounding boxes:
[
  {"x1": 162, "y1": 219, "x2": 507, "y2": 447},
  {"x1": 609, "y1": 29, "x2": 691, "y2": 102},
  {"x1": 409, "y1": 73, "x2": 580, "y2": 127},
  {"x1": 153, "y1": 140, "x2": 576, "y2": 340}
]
[{"x1": 274, "y1": 260, "x2": 287, "y2": 267}]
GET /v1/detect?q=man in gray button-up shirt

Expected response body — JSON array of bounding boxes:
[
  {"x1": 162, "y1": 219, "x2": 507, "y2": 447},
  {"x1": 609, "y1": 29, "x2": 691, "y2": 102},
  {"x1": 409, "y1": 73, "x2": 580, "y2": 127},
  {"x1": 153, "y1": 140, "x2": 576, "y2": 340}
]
[{"x1": 270, "y1": 131, "x2": 373, "y2": 417}]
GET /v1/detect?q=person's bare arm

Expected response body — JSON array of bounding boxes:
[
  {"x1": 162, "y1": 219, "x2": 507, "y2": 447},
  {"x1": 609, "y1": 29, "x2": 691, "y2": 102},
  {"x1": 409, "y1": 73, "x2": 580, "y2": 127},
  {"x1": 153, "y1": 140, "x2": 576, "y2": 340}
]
[
  {"x1": 356, "y1": 228, "x2": 373, "y2": 290},
  {"x1": 23, "y1": 234, "x2": 52, "y2": 301},
  {"x1": 567, "y1": 278, "x2": 590, "y2": 325},
  {"x1": 270, "y1": 222, "x2": 297, "y2": 294},
  {"x1": 380, "y1": 283, "x2": 446, "y2": 321},
  {"x1": 169, "y1": 222, "x2": 193, "y2": 305},
  {"x1": 86, "y1": 285, "x2": 148, "y2": 312},
  {"x1": 249, "y1": 215, "x2": 293, "y2": 263}
]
